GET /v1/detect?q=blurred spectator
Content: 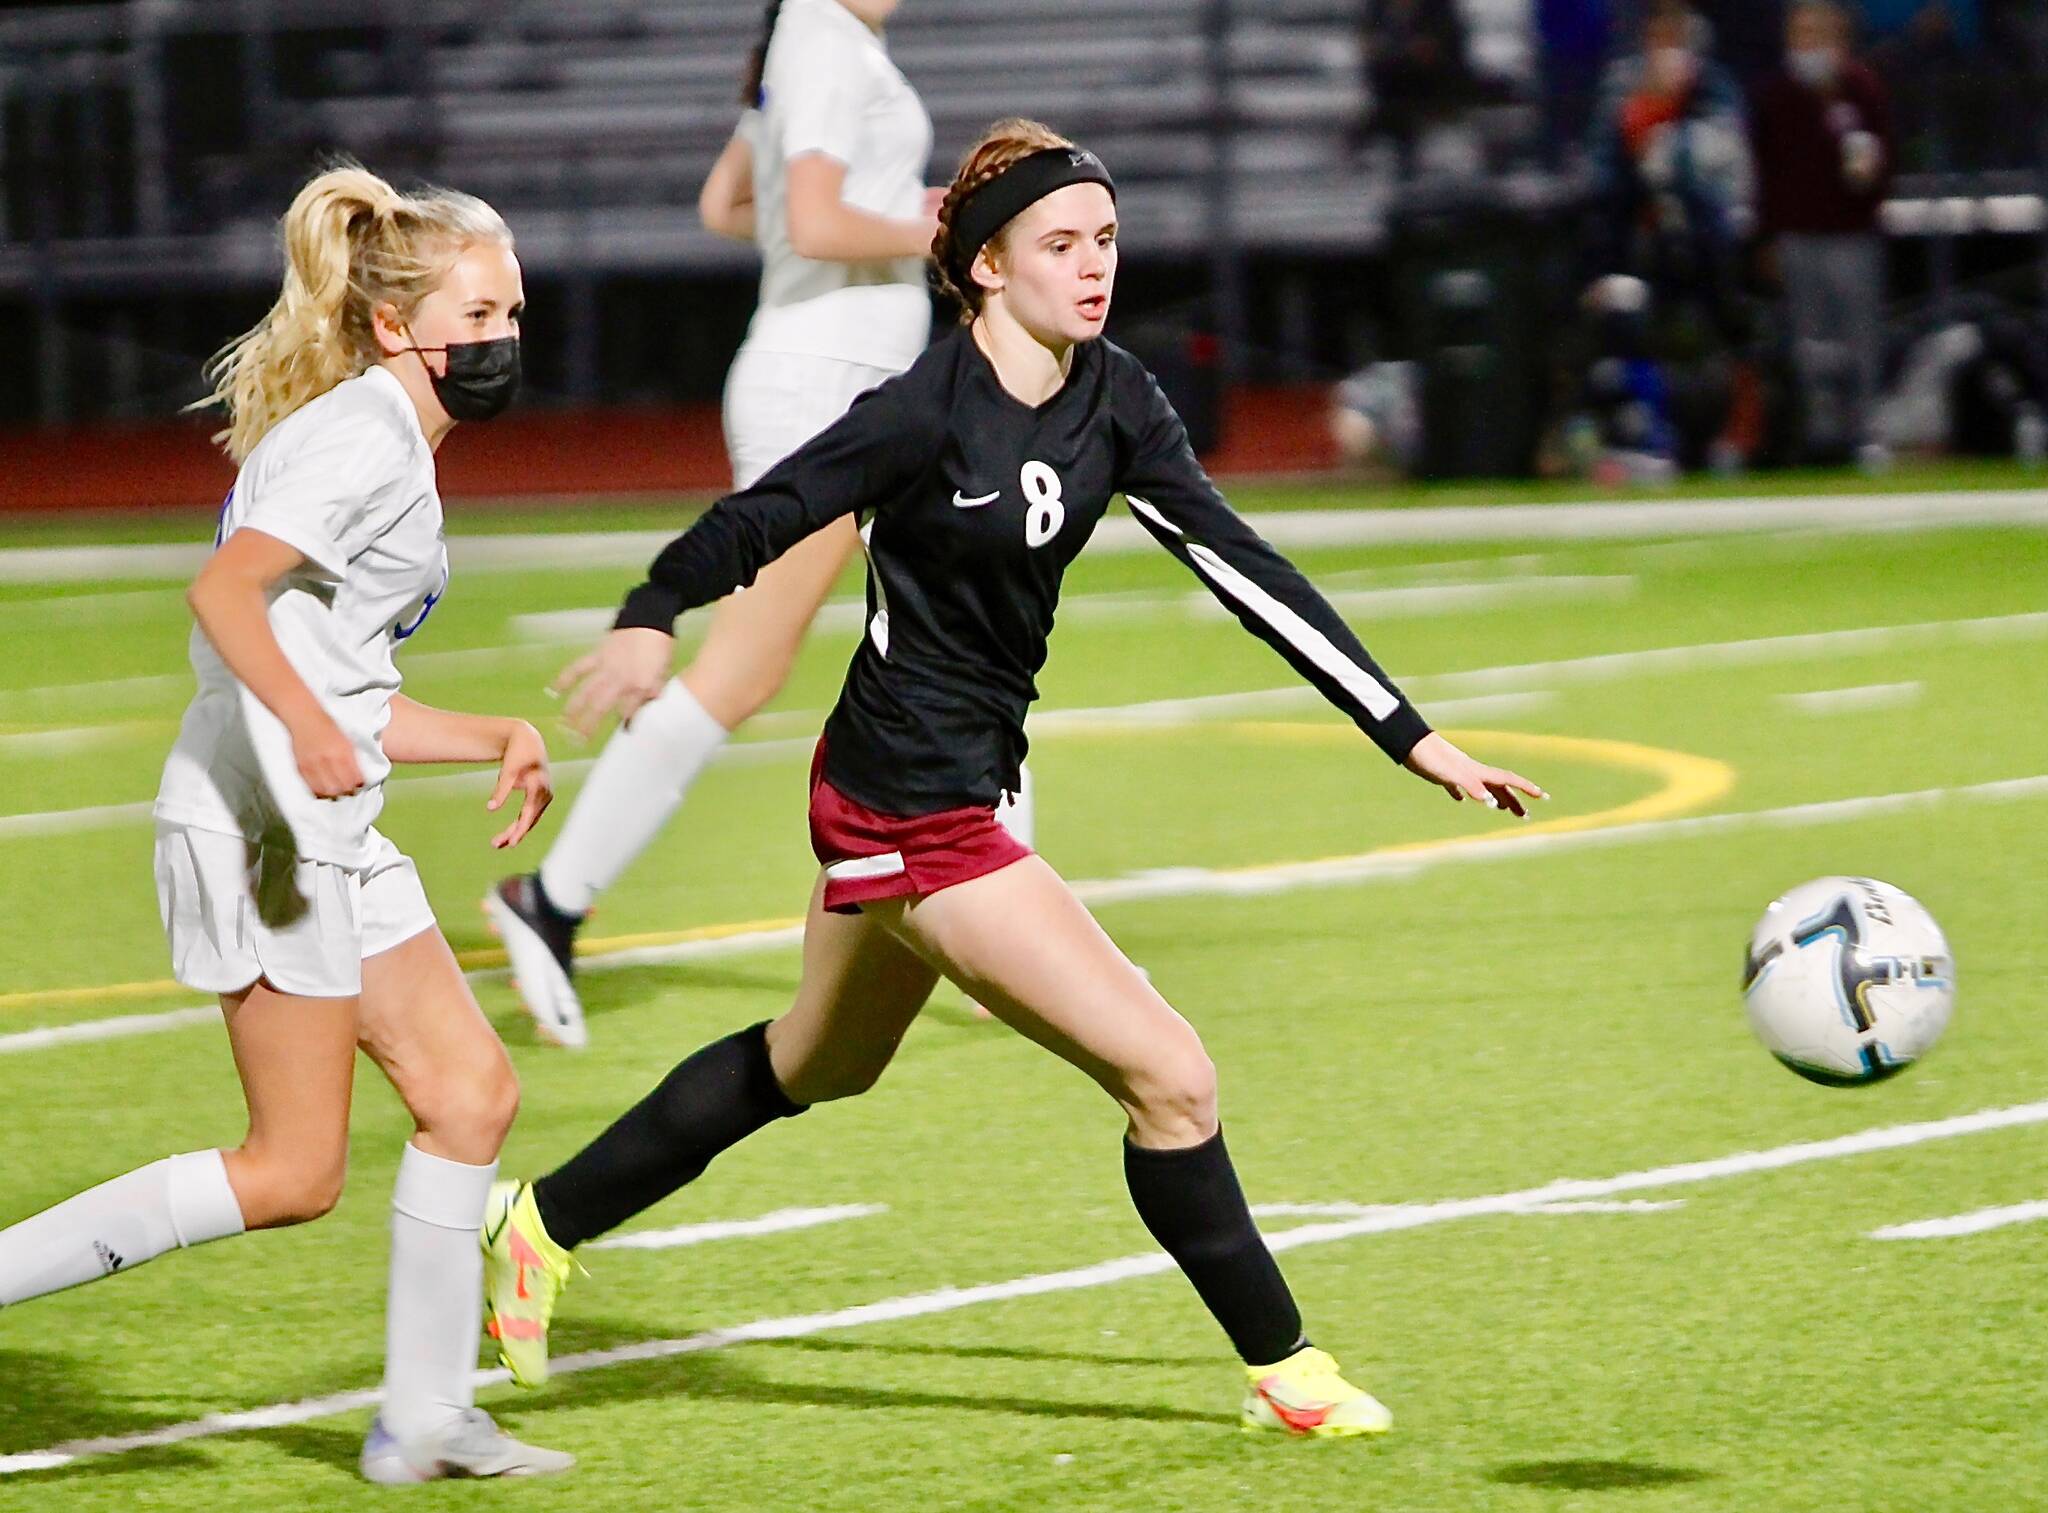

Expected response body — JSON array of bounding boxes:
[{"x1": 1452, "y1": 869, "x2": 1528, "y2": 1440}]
[
  {"x1": 1590, "y1": 2, "x2": 1753, "y2": 239},
  {"x1": 1537, "y1": 0, "x2": 1614, "y2": 163},
  {"x1": 1585, "y1": 0, "x2": 1757, "y2": 466},
  {"x1": 1588, "y1": 2, "x2": 1752, "y2": 309},
  {"x1": 1359, "y1": 0, "x2": 1481, "y2": 174},
  {"x1": 1753, "y1": 0, "x2": 1894, "y2": 462}
]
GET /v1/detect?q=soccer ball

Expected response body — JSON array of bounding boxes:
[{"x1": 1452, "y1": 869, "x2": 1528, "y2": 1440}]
[{"x1": 1742, "y1": 877, "x2": 1955, "y2": 1087}]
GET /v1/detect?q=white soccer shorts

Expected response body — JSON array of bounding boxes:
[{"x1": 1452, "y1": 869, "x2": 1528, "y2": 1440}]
[
  {"x1": 154, "y1": 823, "x2": 437, "y2": 999},
  {"x1": 722, "y1": 350, "x2": 902, "y2": 490}
]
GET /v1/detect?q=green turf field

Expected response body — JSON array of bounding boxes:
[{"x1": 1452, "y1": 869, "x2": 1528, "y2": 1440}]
[{"x1": 0, "y1": 483, "x2": 2044, "y2": 1511}]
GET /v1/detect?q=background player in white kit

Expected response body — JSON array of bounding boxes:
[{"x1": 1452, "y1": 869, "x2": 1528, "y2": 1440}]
[
  {"x1": 488, "y1": 0, "x2": 1033, "y2": 1047},
  {"x1": 0, "y1": 164, "x2": 570, "y2": 1484}
]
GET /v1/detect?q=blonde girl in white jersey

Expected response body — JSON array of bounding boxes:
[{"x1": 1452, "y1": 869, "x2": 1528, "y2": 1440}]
[
  {"x1": 487, "y1": 0, "x2": 1023, "y2": 1047},
  {"x1": 0, "y1": 165, "x2": 572, "y2": 1484}
]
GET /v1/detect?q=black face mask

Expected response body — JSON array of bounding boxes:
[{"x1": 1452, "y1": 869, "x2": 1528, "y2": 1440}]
[{"x1": 407, "y1": 334, "x2": 521, "y2": 422}]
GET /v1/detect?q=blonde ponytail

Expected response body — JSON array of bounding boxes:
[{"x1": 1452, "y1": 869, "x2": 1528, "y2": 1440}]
[{"x1": 198, "y1": 161, "x2": 512, "y2": 461}]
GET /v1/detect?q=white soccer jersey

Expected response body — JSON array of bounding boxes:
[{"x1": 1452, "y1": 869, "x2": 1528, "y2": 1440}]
[
  {"x1": 742, "y1": 0, "x2": 934, "y2": 371},
  {"x1": 154, "y1": 364, "x2": 448, "y2": 870}
]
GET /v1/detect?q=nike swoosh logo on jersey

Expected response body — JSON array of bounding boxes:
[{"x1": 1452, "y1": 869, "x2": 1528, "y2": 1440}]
[{"x1": 951, "y1": 490, "x2": 1000, "y2": 509}]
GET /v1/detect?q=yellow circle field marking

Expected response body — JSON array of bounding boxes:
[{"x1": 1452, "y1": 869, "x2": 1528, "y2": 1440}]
[
  {"x1": 0, "y1": 725, "x2": 1731, "y2": 1014},
  {"x1": 1212, "y1": 724, "x2": 1735, "y2": 866}
]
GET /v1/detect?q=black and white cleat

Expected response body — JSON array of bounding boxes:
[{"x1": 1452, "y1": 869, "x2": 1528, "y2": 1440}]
[{"x1": 484, "y1": 874, "x2": 588, "y2": 1050}]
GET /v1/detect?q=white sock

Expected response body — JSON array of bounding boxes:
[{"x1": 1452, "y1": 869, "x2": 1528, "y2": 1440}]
[
  {"x1": 0, "y1": 1150, "x2": 244, "y2": 1307},
  {"x1": 538, "y1": 679, "x2": 731, "y2": 916},
  {"x1": 380, "y1": 1143, "x2": 497, "y2": 1441},
  {"x1": 995, "y1": 761, "x2": 1036, "y2": 850}
]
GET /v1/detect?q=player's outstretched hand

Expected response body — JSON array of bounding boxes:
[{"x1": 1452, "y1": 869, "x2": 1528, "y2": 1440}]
[
  {"x1": 488, "y1": 720, "x2": 553, "y2": 849},
  {"x1": 1402, "y1": 731, "x2": 1548, "y2": 818},
  {"x1": 289, "y1": 709, "x2": 367, "y2": 799},
  {"x1": 553, "y1": 628, "x2": 676, "y2": 741}
]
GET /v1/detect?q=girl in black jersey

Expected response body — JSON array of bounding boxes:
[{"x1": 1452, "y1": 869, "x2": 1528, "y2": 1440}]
[{"x1": 482, "y1": 119, "x2": 1545, "y2": 1436}]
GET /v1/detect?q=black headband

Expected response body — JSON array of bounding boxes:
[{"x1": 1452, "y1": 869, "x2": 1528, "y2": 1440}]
[{"x1": 951, "y1": 146, "x2": 1117, "y2": 273}]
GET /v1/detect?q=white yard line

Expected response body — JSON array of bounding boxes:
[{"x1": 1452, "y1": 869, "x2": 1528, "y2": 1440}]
[
  {"x1": 3, "y1": 1097, "x2": 2042, "y2": 1474},
  {"x1": 1316, "y1": 554, "x2": 1556, "y2": 584},
  {"x1": 0, "y1": 729, "x2": 819, "y2": 834},
  {"x1": 6, "y1": 594, "x2": 2043, "y2": 740},
  {"x1": 570, "y1": 771, "x2": 2048, "y2": 971},
  {"x1": 0, "y1": 726, "x2": 136, "y2": 757},
  {"x1": 1251, "y1": 1199, "x2": 1684, "y2": 1219},
  {"x1": 0, "y1": 799, "x2": 153, "y2": 839},
  {"x1": 507, "y1": 576, "x2": 1637, "y2": 646},
  {"x1": 1030, "y1": 609, "x2": 2048, "y2": 730},
  {"x1": 1195, "y1": 576, "x2": 1637, "y2": 621},
  {"x1": 6, "y1": 490, "x2": 2045, "y2": 588},
  {"x1": 1777, "y1": 682, "x2": 1925, "y2": 716},
  {"x1": 0, "y1": 1007, "x2": 222, "y2": 1054},
  {"x1": 1402, "y1": 690, "x2": 1556, "y2": 724},
  {"x1": 508, "y1": 602, "x2": 868, "y2": 646},
  {"x1": 589, "y1": 1204, "x2": 887, "y2": 1253},
  {"x1": 1510, "y1": 1200, "x2": 1688, "y2": 1215},
  {"x1": 1868, "y1": 1200, "x2": 2048, "y2": 1241},
  {"x1": 0, "y1": 588, "x2": 183, "y2": 617},
  {"x1": 1401, "y1": 610, "x2": 2048, "y2": 701},
  {"x1": 1253, "y1": 1203, "x2": 1420, "y2": 1218},
  {"x1": 0, "y1": 672, "x2": 188, "y2": 723},
  {"x1": 0, "y1": 543, "x2": 208, "y2": 586},
  {"x1": 509, "y1": 607, "x2": 634, "y2": 642},
  {"x1": 1032, "y1": 686, "x2": 1552, "y2": 730},
  {"x1": 5, "y1": 769, "x2": 2045, "y2": 1057},
  {"x1": 1196, "y1": 492, "x2": 2048, "y2": 545},
  {"x1": 1065, "y1": 774, "x2": 2048, "y2": 911}
]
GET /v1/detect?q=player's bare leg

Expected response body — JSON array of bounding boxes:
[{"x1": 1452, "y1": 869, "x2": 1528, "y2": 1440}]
[
  {"x1": 485, "y1": 874, "x2": 936, "y2": 1386},
  {"x1": 357, "y1": 928, "x2": 571, "y2": 1481},
  {"x1": 0, "y1": 979, "x2": 350, "y2": 1310},
  {"x1": 877, "y1": 858, "x2": 1391, "y2": 1436},
  {"x1": 680, "y1": 515, "x2": 863, "y2": 729}
]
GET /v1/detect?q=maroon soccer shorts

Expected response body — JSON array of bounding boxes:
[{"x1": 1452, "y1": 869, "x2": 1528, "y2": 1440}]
[{"x1": 807, "y1": 740, "x2": 1032, "y2": 914}]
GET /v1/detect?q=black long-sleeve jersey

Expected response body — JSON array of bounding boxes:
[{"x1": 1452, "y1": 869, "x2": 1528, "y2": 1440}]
[{"x1": 618, "y1": 326, "x2": 1432, "y2": 817}]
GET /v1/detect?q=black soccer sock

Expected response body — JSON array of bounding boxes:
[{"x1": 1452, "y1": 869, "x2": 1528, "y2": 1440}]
[
  {"x1": 533, "y1": 1021, "x2": 804, "y2": 1250},
  {"x1": 1123, "y1": 1127, "x2": 1307, "y2": 1366}
]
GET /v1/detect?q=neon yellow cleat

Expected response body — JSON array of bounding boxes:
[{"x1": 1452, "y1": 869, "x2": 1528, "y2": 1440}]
[
  {"x1": 481, "y1": 1179, "x2": 578, "y2": 1388},
  {"x1": 1241, "y1": 1346, "x2": 1393, "y2": 1437}
]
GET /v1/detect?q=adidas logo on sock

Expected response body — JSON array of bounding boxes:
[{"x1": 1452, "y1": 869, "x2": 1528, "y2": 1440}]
[{"x1": 93, "y1": 1240, "x2": 125, "y2": 1275}]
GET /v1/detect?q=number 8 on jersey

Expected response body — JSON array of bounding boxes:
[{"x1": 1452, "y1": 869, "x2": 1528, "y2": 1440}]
[{"x1": 1021, "y1": 461, "x2": 1065, "y2": 548}]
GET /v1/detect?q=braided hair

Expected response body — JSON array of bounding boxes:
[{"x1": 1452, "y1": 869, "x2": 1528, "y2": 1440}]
[{"x1": 930, "y1": 118, "x2": 1076, "y2": 322}]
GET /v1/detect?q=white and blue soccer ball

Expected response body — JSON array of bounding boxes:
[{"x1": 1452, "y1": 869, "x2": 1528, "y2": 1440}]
[{"x1": 1743, "y1": 877, "x2": 1956, "y2": 1087}]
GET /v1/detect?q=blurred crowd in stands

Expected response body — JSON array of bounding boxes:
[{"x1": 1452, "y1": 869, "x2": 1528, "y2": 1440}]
[{"x1": 1345, "y1": 0, "x2": 2048, "y2": 479}]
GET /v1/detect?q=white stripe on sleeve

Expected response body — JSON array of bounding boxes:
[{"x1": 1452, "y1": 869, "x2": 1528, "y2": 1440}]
[
  {"x1": 1182, "y1": 542, "x2": 1402, "y2": 721},
  {"x1": 1124, "y1": 495, "x2": 1178, "y2": 535}
]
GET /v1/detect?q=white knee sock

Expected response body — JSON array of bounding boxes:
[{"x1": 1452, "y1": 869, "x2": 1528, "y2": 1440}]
[
  {"x1": 996, "y1": 761, "x2": 1036, "y2": 850},
  {"x1": 380, "y1": 1143, "x2": 496, "y2": 1440},
  {"x1": 0, "y1": 1150, "x2": 244, "y2": 1307},
  {"x1": 538, "y1": 679, "x2": 731, "y2": 917}
]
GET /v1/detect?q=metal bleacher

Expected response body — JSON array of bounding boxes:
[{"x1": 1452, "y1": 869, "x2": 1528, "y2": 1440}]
[
  {"x1": 339, "y1": 0, "x2": 1389, "y2": 267},
  {"x1": 0, "y1": 0, "x2": 1564, "y2": 418},
  {"x1": 0, "y1": 0, "x2": 1405, "y2": 287}
]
